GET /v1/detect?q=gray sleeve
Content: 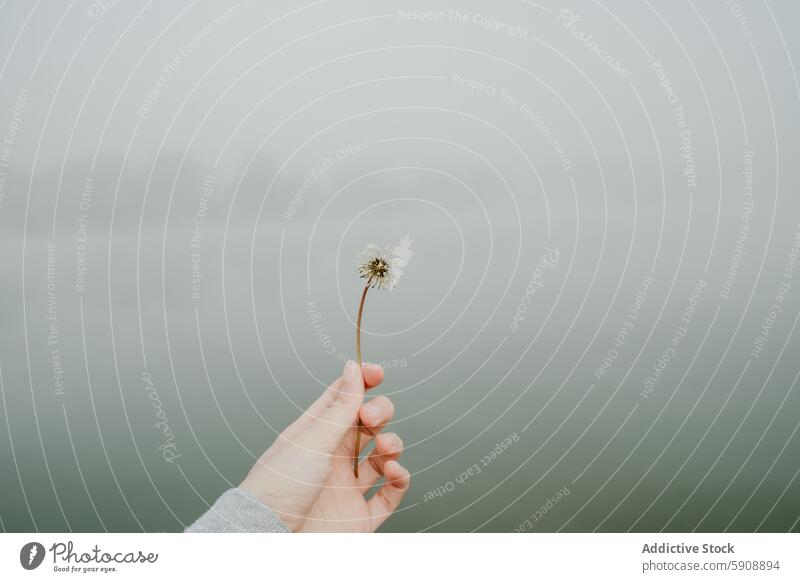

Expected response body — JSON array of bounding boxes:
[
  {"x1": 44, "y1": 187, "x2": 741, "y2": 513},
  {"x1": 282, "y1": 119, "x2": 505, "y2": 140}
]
[{"x1": 185, "y1": 488, "x2": 292, "y2": 533}]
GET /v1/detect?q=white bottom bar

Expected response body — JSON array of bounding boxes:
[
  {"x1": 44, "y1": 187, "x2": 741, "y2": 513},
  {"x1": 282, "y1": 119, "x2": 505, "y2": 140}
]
[{"x1": 1, "y1": 533, "x2": 797, "y2": 581}]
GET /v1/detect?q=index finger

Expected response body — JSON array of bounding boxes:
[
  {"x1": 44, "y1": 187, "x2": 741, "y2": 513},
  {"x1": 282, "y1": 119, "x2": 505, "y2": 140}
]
[{"x1": 361, "y1": 363, "x2": 384, "y2": 390}]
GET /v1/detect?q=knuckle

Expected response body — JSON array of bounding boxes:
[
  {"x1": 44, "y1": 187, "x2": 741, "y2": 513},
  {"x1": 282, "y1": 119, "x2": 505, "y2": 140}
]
[
  {"x1": 387, "y1": 432, "x2": 403, "y2": 452},
  {"x1": 375, "y1": 396, "x2": 395, "y2": 416}
]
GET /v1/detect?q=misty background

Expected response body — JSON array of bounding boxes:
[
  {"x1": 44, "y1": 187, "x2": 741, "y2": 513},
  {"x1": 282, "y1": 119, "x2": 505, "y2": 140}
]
[{"x1": 0, "y1": 0, "x2": 799, "y2": 532}]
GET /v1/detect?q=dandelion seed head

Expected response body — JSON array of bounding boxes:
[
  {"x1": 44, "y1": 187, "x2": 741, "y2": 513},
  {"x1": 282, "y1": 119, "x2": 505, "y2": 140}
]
[{"x1": 356, "y1": 236, "x2": 412, "y2": 291}]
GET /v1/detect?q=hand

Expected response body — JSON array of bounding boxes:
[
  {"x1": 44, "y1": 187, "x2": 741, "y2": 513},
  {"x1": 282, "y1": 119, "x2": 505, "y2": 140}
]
[{"x1": 240, "y1": 360, "x2": 410, "y2": 532}]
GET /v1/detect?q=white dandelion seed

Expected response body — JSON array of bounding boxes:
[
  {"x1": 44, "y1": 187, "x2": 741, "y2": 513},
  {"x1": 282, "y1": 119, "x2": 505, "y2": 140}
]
[{"x1": 356, "y1": 235, "x2": 413, "y2": 291}]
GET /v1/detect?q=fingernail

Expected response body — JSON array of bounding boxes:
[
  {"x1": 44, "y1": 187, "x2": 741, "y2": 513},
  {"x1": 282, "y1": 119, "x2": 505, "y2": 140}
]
[{"x1": 343, "y1": 360, "x2": 359, "y2": 381}]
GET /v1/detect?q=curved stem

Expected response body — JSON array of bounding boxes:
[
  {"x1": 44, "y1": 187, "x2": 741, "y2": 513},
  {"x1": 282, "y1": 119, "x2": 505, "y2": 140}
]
[
  {"x1": 356, "y1": 282, "x2": 369, "y2": 367},
  {"x1": 353, "y1": 281, "x2": 370, "y2": 477}
]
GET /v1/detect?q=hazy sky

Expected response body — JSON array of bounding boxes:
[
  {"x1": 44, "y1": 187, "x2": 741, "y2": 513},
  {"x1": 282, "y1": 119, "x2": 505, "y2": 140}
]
[{"x1": 1, "y1": 0, "x2": 799, "y2": 533}]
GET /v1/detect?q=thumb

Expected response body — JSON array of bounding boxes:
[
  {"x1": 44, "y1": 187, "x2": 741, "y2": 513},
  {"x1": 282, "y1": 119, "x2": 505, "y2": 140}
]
[{"x1": 294, "y1": 360, "x2": 364, "y2": 456}]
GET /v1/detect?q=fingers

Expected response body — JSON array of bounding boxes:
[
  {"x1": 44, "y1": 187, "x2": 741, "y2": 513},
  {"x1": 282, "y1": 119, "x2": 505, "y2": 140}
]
[
  {"x1": 293, "y1": 361, "x2": 364, "y2": 456},
  {"x1": 280, "y1": 364, "x2": 383, "y2": 444},
  {"x1": 367, "y1": 460, "x2": 411, "y2": 531},
  {"x1": 336, "y1": 394, "x2": 394, "y2": 459},
  {"x1": 361, "y1": 363, "x2": 384, "y2": 390},
  {"x1": 357, "y1": 432, "x2": 403, "y2": 493},
  {"x1": 356, "y1": 395, "x2": 395, "y2": 451}
]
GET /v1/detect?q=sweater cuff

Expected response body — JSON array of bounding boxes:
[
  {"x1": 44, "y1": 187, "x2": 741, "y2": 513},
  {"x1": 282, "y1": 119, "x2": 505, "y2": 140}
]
[{"x1": 185, "y1": 488, "x2": 291, "y2": 533}]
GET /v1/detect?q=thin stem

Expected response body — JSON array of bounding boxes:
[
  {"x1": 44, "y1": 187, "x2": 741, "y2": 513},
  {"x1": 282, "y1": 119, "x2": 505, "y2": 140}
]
[
  {"x1": 353, "y1": 281, "x2": 371, "y2": 477},
  {"x1": 356, "y1": 282, "x2": 369, "y2": 367}
]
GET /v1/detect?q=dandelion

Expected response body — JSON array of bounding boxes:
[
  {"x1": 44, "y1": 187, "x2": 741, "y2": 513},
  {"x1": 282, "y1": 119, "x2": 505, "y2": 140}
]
[{"x1": 352, "y1": 236, "x2": 412, "y2": 476}]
